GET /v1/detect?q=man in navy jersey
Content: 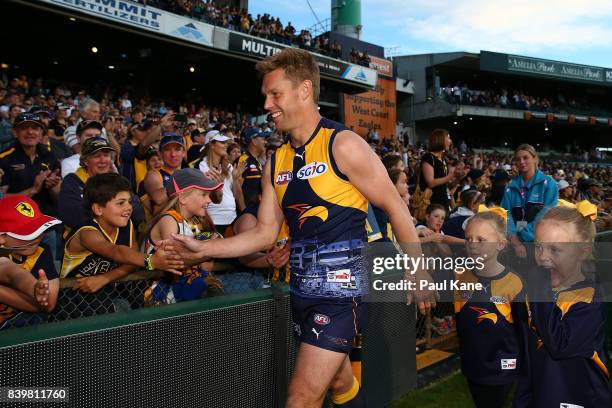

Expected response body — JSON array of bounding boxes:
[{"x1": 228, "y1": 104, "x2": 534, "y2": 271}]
[{"x1": 168, "y1": 48, "x2": 433, "y2": 408}]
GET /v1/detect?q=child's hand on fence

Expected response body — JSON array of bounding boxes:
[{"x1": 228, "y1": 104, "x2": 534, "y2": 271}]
[
  {"x1": 74, "y1": 275, "x2": 109, "y2": 293},
  {"x1": 34, "y1": 269, "x2": 50, "y2": 310}
]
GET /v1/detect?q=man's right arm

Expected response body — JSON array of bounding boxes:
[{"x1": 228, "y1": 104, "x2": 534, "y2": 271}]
[{"x1": 170, "y1": 160, "x2": 284, "y2": 260}]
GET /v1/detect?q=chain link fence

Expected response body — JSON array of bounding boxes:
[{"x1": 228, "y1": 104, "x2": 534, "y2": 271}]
[{"x1": 0, "y1": 266, "x2": 273, "y2": 332}]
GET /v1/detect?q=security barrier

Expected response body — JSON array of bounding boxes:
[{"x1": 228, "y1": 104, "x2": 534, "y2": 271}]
[{"x1": 0, "y1": 281, "x2": 417, "y2": 408}]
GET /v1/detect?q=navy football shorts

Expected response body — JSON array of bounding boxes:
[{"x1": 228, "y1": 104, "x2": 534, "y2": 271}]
[{"x1": 290, "y1": 293, "x2": 367, "y2": 354}]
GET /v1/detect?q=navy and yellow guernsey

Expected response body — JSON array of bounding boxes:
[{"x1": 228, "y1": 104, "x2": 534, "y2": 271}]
[
  {"x1": 61, "y1": 219, "x2": 134, "y2": 278},
  {"x1": 271, "y1": 117, "x2": 368, "y2": 298},
  {"x1": 515, "y1": 268, "x2": 611, "y2": 407},
  {"x1": 454, "y1": 267, "x2": 524, "y2": 385}
]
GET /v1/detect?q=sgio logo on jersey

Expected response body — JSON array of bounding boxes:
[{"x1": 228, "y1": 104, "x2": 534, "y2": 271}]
[{"x1": 297, "y1": 162, "x2": 328, "y2": 180}]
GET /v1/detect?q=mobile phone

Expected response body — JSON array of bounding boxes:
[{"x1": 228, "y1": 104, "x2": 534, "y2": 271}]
[{"x1": 174, "y1": 114, "x2": 187, "y2": 123}]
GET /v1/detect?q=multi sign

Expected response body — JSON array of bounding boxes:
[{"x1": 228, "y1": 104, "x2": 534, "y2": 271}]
[{"x1": 228, "y1": 32, "x2": 377, "y2": 87}]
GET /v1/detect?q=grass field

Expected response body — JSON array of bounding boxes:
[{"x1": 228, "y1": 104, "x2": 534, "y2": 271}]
[{"x1": 389, "y1": 371, "x2": 514, "y2": 408}]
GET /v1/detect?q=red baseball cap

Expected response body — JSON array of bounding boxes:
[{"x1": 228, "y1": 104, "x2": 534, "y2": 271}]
[{"x1": 0, "y1": 196, "x2": 62, "y2": 240}]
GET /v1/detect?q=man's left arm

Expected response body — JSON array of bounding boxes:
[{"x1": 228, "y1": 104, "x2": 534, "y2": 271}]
[{"x1": 332, "y1": 130, "x2": 436, "y2": 311}]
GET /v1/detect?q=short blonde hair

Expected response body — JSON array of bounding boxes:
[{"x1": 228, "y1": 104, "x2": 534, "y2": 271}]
[
  {"x1": 255, "y1": 48, "x2": 320, "y2": 104},
  {"x1": 538, "y1": 206, "x2": 596, "y2": 243},
  {"x1": 465, "y1": 212, "x2": 507, "y2": 243}
]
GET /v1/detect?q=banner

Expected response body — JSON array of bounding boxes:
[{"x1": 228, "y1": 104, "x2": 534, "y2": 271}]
[
  {"x1": 344, "y1": 77, "x2": 396, "y2": 139},
  {"x1": 481, "y1": 51, "x2": 612, "y2": 86},
  {"x1": 37, "y1": 0, "x2": 213, "y2": 47},
  {"x1": 369, "y1": 56, "x2": 393, "y2": 78},
  {"x1": 228, "y1": 32, "x2": 377, "y2": 87}
]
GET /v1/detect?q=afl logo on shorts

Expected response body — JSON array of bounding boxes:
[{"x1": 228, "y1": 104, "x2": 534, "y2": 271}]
[
  {"x1": 297, "y1": 162, "x2": 328, "y2": 180},
  {"x1": 275, "y1": 171, "x2": 292, "y2": 185},
  {"x1": 313, "y1": 313, "x2": 330, "y2": 325}
]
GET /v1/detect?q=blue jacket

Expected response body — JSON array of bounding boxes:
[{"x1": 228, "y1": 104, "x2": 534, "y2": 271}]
[{"x1": 501, "y1": 170, "x2": 558, "y2": 242}]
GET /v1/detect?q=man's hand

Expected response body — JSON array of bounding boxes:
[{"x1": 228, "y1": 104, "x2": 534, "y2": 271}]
[
  {"x1": 44, "y1": 169, "x2": 61, "y2": 189},
  {"x1": 151, "y1": 246, "x2": 184, "y2": 275},
  {"x1": 74, "y1": 275, "x2": 109, "y2": 293},
  {"x1": 32, "y1": 170, "x2": 51, "y2": 194},
  {"x1": 104, "y1": 117, "x2": 117, "y2": 134},
  {"x1": 33, "y1": 269, "x2": 50, "y2": 309},
  {"x1": 405, "y1": 269, "x2": 437, "y2": 315},
  {"x1": 166, "y1": 234, "x2": 209, "y2": 264}
]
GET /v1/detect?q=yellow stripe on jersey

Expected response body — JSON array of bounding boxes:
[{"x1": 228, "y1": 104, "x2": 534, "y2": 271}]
[{"x1": 491, "y1": 272, "x2": 523, "y2": 324}]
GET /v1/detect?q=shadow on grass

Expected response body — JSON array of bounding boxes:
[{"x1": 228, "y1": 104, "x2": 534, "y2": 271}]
[{"x1": 389, "y1": 371, "x2": 514, "y2": 408}]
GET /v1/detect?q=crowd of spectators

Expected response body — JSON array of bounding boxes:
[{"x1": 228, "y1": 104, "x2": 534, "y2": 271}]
[
  {"x1": 1, "y1": 70, "x2": 611, "y2": 332},
  {"x1": 137, "y1": 1, "x2": 369, "y2": 64},
  {"x1": 440, "y1": 83, "x2": 611, "y2": 115}
]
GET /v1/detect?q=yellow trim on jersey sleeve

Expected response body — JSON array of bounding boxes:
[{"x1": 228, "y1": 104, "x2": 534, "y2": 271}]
[
  {"x1": 556, "y1": 287, "x2": 595, "y2": 316},
  {"x1": 9, "y1": 247, "x2": 44, "y2": 273},
  {"x1": 0, "y1": 147, "x2": 15, "y2": 158},
  {"x1": 491, "y1": 272, "x2": 523, "y2": 324},
  {"x1": 61, "y1": 225, "x2": 99, "y2": 278}
]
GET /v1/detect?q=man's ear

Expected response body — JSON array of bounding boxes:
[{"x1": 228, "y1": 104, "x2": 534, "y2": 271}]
[{"x1": 300, "y1": 80, "x2": 313, "y2": 103}]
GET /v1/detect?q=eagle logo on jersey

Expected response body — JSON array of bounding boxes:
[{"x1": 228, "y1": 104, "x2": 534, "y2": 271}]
[
  {"x1": 469, "y1": 306, "x2": 498, "y2": 325},
  {"x1": 287, "y1": 204, "x2": 329, "y2": 228},
  {"x1": 16, "y1": 202, "x2": 35, "y2": 218}
]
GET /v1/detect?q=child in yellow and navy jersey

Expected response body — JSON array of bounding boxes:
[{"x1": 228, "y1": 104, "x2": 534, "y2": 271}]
[
  {"x1": 143, "y1": 169, "x2": 223, "y2": 304},
  {"x1": 62, "y1": 174, "x2": 183, "y2": 285},
  {"x1": 515, "y1": 202, "x2": 611, "y2": 407},
  {"x1": 0, "y1": 196, "x2": 60, "y2": 329},
  {"x1": 455, "y1": 208, "x2": 524, "y2": 408}
]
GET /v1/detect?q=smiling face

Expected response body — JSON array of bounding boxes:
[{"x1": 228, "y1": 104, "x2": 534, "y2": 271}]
[
  {"x1": 535, "y1": 220, "x2": 588, "y2": 289},
  {"x1": 179, "y1": 189, "x2": 212, "y2": 218},
  {"x1": 262, "y1": 68, "x2": 306, "y2": 133},
  {"x1": 92, "y1": 191, "x2": 133, "y2": 228},
  {"x1": 161, "y1": 144, "x2": 184, "y2": 170},
  {"x1": 13, "y1": 124, "x2": 43, "y2": 147},
  {"x1": 84, "y1": 150, "x2": 113, "y2": 176}
]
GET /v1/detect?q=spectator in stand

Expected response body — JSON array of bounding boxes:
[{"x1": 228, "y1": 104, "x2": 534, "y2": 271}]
[
  {"x1": 418, "y1": 129, "x2": 460, "y2": 214},
  {"x1": 196, "y1": 131, "x2": 246, "y2": 234},
  {"x1": 61, "y1": 120, "x2": 104, "y2": 178},
  {"x1": 186, "y1": 127, "x2": 206, "y2": 164},
  {"x1": 63, "y1": 99, "x2": 118, "y2": 154},
  {"x1": 238, "y1": 127, "x2": 266, "y2": 206},
  {"x1": 227, "y1": 142, "x2": 241, "y2": 166},
  {"x1": 0, "y1": 113, "x2": 61, "y2": 216},
  {"x1": 557, "y1": 179, "x2": 576, "y2": 205},
  {"x1": 120, "y1": 113, "x2": 171, "y2": 191},
  {"x1": 48, "y1": 103, "x2": 70, "y2": 139},
  {"x1": 28, "y1": 106, "x2": 71, "y2": 161},
  {"x1": 502, "y1": 144, "x2": 558, "y2": 258},
  {"x1": 142, "y1": 133, "x2": 185, "y2": 214}
]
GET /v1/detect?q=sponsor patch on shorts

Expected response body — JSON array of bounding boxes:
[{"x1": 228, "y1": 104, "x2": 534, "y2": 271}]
[
  {"x1": 326, "y1": 269, "x2": 351, "y2": 283},
  {"x1": 501, "y1": 359, "x2": 516, "y2": 370}
]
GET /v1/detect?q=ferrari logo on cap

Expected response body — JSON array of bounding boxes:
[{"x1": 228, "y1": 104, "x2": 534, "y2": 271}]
[{"x1": 16, "y1": 202, "x2": 35, "y2": 218}]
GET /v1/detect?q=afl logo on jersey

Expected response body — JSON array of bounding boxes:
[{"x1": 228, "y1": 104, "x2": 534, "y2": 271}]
[
  {"x1": 275, "y1": 171, "x2": 293, "y2": 185},
  {"x1": 297, "y1": 162, "x2": 328, "y2": 180}
]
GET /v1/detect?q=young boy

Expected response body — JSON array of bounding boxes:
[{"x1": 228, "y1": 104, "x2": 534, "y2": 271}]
[
  {"x1": 0, "y1": 196, "x2": 61, "y2": 329},
  {"x1": 61, "y1": 173, "x2": 182, "y2": 292}
]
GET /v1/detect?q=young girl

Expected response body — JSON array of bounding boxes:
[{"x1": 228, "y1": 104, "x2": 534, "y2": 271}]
[
  {"x1": 455, "y1": 210, "x2": 524, "y2": 408},
  {"x1": 515, "y1": 202, "x2": 611, "y2": 407},
  {"x1": 144, "y1": 168, "x2": 223, "y2": 305}
]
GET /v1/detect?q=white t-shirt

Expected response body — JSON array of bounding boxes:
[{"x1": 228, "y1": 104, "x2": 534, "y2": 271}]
[
  {"x1": 61, "y1": 154, "x2": 80, "y2": 178},
  {"x1": 199, "y1": 159, "x2": 236, "y2": 225}
]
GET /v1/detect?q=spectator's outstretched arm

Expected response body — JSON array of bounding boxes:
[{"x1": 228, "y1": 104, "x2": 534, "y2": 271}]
[{"x1": 168, "y1": 160, "x2": 284, "y2": 262}]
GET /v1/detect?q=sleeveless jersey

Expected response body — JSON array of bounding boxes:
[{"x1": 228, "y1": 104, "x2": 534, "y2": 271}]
[
  {"x1": 271, "y1": 117, "x2": 368, "y2": 298},
  {"x1": 61, "y1": 220, "x2": 134, "y2": 278}
]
